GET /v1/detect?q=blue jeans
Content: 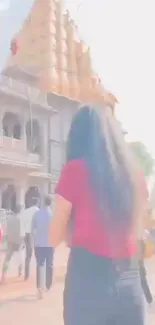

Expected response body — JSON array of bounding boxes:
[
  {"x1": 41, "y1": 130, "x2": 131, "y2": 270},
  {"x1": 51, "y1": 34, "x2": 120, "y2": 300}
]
[
  {"x1": 64, "y1": 248, "x2": 145, "y2": 325},
  {"x1": 35, "y1": 247, "x2": 54, "y2": 290},
  {"x1": 25, "y1": 233, "x2": 33, "y2": 280}
]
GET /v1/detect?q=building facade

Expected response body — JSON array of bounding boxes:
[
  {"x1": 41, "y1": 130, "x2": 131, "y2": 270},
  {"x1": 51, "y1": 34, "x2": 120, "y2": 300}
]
[
  {"x1": 0, "y1": 73, "x2": 57, "y2": 210},
  {"x1": 0, "y1": 0, "x2": 117, "y2": 210}
]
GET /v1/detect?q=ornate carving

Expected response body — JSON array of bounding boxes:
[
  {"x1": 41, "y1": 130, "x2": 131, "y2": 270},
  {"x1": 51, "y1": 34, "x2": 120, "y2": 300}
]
[{"x1": 9, "y1": 0, "x2": 117, "y2": 109}]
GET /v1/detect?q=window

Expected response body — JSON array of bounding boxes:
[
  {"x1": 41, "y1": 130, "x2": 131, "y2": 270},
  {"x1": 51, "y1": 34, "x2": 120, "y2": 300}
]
[
  {"x1": 3, "y1": 112, "x2": 21, "y2": 139},
  {"x1": 13, "y1": 124, "x2": 21, "y2": 140}
]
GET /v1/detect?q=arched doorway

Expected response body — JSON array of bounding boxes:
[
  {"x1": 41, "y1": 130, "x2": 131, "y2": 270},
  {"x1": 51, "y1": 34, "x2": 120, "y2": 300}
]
[
  {"x1": 1, "y1": 185, "x2": 17, "y2": 212},
  {"x1": 26, "y1": 119, "x2": 41, "y2": 155},
  {"x1": 25, "y1": 186, "x2": 40, "y2": 208},
  {"x1": 3, "y1": 112, "x2": 21, "y2": 139}
]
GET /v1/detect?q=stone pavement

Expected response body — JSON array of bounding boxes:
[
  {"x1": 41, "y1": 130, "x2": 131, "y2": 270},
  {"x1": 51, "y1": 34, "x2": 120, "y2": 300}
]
[
  {"x1": 0, "y1": 244, "x2": 68, "y2": 324},
  {"x1": 0, "y1": 246, "x2": 155, "y2": 325},
  {"x1": 0, "y1": 282, "x2": 64, "y2": 325}
]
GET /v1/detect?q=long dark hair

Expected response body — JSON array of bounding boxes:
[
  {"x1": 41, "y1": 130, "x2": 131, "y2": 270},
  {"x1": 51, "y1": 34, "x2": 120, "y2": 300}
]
[{"x1": 66, "y1": 106, "x2": 140, "y2": 229}]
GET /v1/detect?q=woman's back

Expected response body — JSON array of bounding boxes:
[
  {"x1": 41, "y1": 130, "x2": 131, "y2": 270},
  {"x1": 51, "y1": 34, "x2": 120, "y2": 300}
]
[
  {"x1": 57, "y1": 158, "x2": 137, "y2": 259},
  {"x1": 51, "y1": 106, "x2": 147, "y2": 325}
]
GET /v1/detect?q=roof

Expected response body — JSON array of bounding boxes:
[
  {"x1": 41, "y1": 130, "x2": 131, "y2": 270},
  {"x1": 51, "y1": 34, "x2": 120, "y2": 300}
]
[{"x1": 6, "y1": 0, "x2": 117, "y2": 109}]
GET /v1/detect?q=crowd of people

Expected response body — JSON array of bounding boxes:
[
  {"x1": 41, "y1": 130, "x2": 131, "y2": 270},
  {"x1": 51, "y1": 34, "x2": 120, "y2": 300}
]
[
  {"x1": 0, "y1": 195, "x2": 54, "y2": 299},
  {"x1": 0, "y1": 105, "x2": 155, "y2": 324}
]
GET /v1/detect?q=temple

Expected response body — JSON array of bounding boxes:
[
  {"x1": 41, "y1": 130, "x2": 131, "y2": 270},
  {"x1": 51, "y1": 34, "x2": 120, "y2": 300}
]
[{"x1": 0, "y1": 0, "x2": 117, "y2": 210}]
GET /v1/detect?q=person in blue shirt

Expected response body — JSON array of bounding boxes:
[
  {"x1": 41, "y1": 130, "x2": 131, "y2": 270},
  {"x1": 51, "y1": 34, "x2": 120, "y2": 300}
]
[{"x1": 32, "y1": 195, "x2": 54, "y2": 299}]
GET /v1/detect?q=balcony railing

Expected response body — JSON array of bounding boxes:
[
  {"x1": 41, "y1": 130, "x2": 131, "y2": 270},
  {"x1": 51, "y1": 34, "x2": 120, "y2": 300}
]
[
  {"x1": 0, "y1": 75, "x2": 51, "y2": 109},
  {"x1": 0, "y1": 136, "x2": 41, "y2": 167},
  {"x1": 1, "y1": 137, "x2": 25, "y2": 152}
]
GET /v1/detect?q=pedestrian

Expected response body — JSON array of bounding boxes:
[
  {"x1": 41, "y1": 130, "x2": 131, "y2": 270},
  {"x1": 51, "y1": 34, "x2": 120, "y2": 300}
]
[
  {"x1": 21, "y1": 197, "x2": 39, "y2": 281},
  {"x1": 138, "y1": 234, "x2": 153, "y2": 305},
  {"x1": 32, "y1": 195, "x2": 54, "y2": 299},
  {"x1": 50, "y1": 106, "x2": 148, "y2": 325},
  {"x1": 1, "y1": 205, "x2": 24, "y2": 283}
]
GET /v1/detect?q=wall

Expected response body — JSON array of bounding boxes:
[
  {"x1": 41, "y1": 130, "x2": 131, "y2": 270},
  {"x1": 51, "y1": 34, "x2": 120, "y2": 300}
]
[
  {"x1": 0, "y1": 96, "x2": 50, "y2": 167},
  {"x1": 48, "y1": 94, "x2": 79, "y2": 193}
]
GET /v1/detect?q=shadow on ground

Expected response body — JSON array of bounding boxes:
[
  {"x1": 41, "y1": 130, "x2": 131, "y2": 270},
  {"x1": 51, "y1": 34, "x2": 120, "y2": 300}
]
[{"x1": 0, "y1": 294, "x2": 37, "y2": 308}]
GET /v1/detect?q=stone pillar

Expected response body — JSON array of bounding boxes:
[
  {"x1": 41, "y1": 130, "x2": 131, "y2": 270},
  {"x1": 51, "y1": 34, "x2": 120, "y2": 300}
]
[
  {"x1": 0, "y1": 110, "x2": 4, "y2": 137},
  {"x1": 42, "y1": 118, "x2": 48, "y2": 170},
  {"x1": 21, "y1": 118, "x2": 27, "y2": 150},
  {"x1": 39, "y1": 181, "x2": 48, "y2": 207},
  {"x1": 16, "y1": 182, "x2": 27, "y2": 208}
]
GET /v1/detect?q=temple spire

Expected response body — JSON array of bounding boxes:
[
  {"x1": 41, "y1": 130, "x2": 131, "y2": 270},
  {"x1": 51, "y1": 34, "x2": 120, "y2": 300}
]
[{"x1": 8, "y1": 0, "x2": 117, "y2": 108}]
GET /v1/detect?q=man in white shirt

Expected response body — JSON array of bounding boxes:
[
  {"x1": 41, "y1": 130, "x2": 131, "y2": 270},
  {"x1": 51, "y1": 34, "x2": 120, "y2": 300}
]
[
  {"x1": 21, "y1": 198, "x2": 39, "y2": 281},
  {"x1": 1, "y1": 205, "x2": 25, "y2": 282}
]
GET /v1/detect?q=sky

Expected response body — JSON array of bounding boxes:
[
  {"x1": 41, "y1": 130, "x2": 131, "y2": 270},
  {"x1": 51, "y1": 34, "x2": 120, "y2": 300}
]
[
  {"x1": 65, "y1": 0, "x2": 155, "y2": 155},
  {"x1": 0, "y1": 0, "x2": 35, "y2": 69},
  {"x1": 1, "y1": 0, "x2": 155, "y2": 156}
]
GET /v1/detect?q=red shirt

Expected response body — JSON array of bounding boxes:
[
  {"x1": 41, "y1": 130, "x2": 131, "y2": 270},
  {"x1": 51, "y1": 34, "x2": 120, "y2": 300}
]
[{"x1": 56, "y1": 159, "x2": 145, "y2": 259}]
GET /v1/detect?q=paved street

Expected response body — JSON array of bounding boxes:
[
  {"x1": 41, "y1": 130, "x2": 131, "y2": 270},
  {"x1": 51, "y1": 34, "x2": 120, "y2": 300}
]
[
  {"x1": 0, "y1": 244, "x2": 68, "y2": 325},
  {"x1": 0, "y1": 246, "x2": 155, "y2": 325}
]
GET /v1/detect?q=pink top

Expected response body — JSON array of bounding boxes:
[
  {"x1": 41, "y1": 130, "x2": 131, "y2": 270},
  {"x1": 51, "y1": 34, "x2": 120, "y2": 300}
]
[{"x1": 56, "y1": 159, "x2": 147, "y2": 259}]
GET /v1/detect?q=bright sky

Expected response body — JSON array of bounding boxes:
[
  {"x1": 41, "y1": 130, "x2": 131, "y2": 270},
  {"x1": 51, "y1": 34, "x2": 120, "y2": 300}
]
[
  {"x1": 66, "y1": 0, "x2": 155, "y2": 156},
  {"x1": 1, "y1": 0, "x2": 155, "y2": 156}
]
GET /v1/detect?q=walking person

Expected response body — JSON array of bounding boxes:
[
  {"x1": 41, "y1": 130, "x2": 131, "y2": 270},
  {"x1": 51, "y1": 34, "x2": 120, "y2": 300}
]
[
  {"x1": 1, "y1": 205, "x2": 24, "y2": 283},
  {"x1": 138, "y1": 234, "x2": 153, "y2": 305},
  {"x1": 32, "y1": 195, "x2": 54, "y2": 299},
  {"x1": 22, "y1": 197, "x2": 39, "y2": 281},
  {"x1": 50, "y1": 106, "x2": 148, "y2": 325}
]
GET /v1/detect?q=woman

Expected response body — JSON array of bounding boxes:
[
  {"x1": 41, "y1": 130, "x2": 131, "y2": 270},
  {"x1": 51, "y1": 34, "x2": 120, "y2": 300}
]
[{"x1": 50, "y1": 106, "x2": 147, "y2": 325}]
